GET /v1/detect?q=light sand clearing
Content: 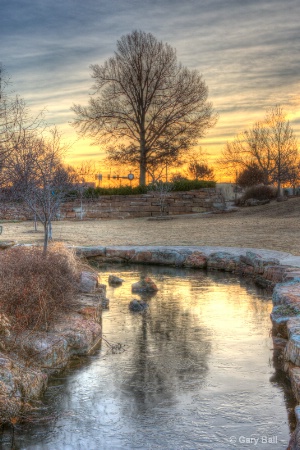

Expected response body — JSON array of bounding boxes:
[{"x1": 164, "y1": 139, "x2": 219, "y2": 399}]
[{"x1": 1, "y1": 197, "x2": 300, "y2": 255}]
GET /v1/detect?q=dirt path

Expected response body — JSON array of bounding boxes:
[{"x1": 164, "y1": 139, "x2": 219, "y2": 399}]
[{"x1": 2, "y1": 197, "x2": 299, "y2": 255}]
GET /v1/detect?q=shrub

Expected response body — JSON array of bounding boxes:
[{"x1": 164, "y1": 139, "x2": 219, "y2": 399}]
[
  {"x1": 171, "y1": 179, "x2": 215, "y2": 191},
  {"x1": 81, "y1": 180, "x2": 215, "y2": 198},
  {"x1": 237, "y1": 164, "x2": 265, "y2": 188},
  {"x1": 240, "y1": 184, "x2": 277, "y2": 203},
  {"x1": 0, "y1": 244, "x2": 80, "y2": 332},
  {"x1": 83, "y1": 185, "x2": 148, "y2": 198}
]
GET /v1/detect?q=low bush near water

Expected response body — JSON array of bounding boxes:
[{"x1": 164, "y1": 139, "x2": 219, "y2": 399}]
[{"x1": 0, "y1": 244, "x2": 80, "y2": 332}]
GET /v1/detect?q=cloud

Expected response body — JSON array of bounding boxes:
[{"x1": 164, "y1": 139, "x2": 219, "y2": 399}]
[{"x1": 1, "y1": 0, "x2": 299, "y2": 165}]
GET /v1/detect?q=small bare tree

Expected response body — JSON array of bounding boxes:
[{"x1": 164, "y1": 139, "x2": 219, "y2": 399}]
[
  {"x1": 5, "y1": 128, "x2": 72, "y2": 253},
  {"x1": 187, "y1": 149, "x2": 215, "y2": 181},
  {"x1": 148, "y1": 180, "x2": 173, "y2": 217}
]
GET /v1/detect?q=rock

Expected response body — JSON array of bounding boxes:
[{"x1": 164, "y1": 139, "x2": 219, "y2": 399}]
[
  {"x1": 131, "y1": 276, "x2": 158, "y2": 293},
  {"x1": 245, "y1": 198, "x2": 270, "y2": 206},
  {"x1": 130, "y1": 250, "x2": 152, "y2": 264},
  {"x1": 283, "y1": 269, "x2": 300, "y2": 282},
  {"x1": 129, "y1": 299, "x2": 148, "y2": 312},
  {"x1": 263, "y1": 265, "x2": 287, "y2": 284},
  {"x1": 0, "y1": 241, "x2": 16, "y2": 250},
  {"x1": 132, "y1": 249, "x2": 186, "y2": 266},
  {"x1": 50, "y1": 314, "x2": 102, "y2": 358},
  {"x1": 97, "y1": 283, "x2": 107, "y2": 296},
  {"x1": 288, "y1": 406, "x2": 300, "y2": 449},
  {"x1": 101, "y1": 297, "x2": 110, "y2": 309},
  {"x1": 0, "y1": 314, "x2": 11, "y2": 337},
  {"x1": 272, "y1": 281, "x2": 300, "y2": 306},
  {"x1": 15, "y1": 332, "x2": 70, "y2": 371},
  {"x1": 108, "y1": 274, "x2": 124, "y2": 286},
  {"x1": 284, "y1": 318, "x2": 300, "y2": 366},
  {"x1": 277, "y1": 196, "x2": 288, "y2": 202},
  {"x1": 147, "y1": 216, "x2": 174, "y2": 221},
  {"x1": 0, "y1": 352, "x2": 47, "y2": 423},
  {"x1": 75, "y1": 246, "x2": 106, "y2": 258},
  {"x1": 207, "y1": 252, "x2": 240, "y2": 271},
  {"x1": 241, "y1": 251, "x2": 279, "y2": 268},
  {"x1": 270, "y1": 304, "x2": 300, "y2": 338},
  {"x1": 105, "y1": 248, "x2": 136, "y2": 263},
  {"x1": 184, "y1": 251, "x2": 207, "y2": 269},
  {"x1": 79, "y1": 271, "x2": 98, "y2": 293},
  {"x1": 272, "y1": 336, "x2": 288, "y2": 351}
]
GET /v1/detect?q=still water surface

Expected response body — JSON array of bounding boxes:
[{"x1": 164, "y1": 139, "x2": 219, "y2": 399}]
[{"x1": 2, "y1": 266, "x2": 296, "y2": 449}]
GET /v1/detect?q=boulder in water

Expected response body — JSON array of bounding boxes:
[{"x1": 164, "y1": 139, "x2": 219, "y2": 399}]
[
  {"x1": 108, "y1": 275, "x2": 124, "y2": 286},
  {"x1": 129, "y1": 299, "x2": 148, "y2": 312},
  {"x1": 131, "y1": 276, "x2": 158, "y2": 293}
]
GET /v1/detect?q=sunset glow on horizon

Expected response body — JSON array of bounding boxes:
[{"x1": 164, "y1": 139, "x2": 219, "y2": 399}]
[{"x1": 2, "y1": 0, "x2": 299, "y2": 183}]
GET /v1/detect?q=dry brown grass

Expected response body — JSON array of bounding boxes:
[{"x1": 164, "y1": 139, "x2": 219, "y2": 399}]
[
  {"x1": 0, "y1": 244, "x2": 80, "y2": 332},
  {"x1": 1, "y1": 196, "x2": 300, "y2": 254}
]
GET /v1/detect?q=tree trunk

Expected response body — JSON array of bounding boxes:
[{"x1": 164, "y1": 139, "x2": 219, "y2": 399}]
[
  {"x1": 139, "y1": 134, "x2": 147, "y2": 186},
  {"x1": 48, "y1": 221, "x2": 53, "y2": 241},
  {"x1": 277, "y1": 178, "x2": 281, "y2": 198},
  {"x1": 33, "y1": 212, "x2": 38, "y2": 232},
  {"x1": 43, "y1": 222, "x2": 49, "y2": 255}
]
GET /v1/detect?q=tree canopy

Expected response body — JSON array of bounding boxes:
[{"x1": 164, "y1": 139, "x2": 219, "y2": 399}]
[{"x1": 72, "y1": 30, "x2": 217, "y2": 185}]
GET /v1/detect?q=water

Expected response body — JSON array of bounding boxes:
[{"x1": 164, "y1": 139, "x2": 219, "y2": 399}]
[{"x1": 1, "y1": 266, "x2": 296, "y2": 449}]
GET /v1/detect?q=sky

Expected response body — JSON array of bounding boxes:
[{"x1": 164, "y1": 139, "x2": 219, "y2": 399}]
[{"x1": 1, "y1": 0, "x2": 300, "y2": 181}]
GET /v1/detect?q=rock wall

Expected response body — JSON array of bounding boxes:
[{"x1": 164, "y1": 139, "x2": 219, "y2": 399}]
[
  {"x1": 0, "y1": 189, "x2": 223, "y2": 221},
  {"x1": 59, "y1": 188, "x2": 222, "y2": 219},
  {"x1": 0, "y1": 202, "x2": 31, "y2": 221},
  {"x1": 0, "y1": 189, "x2": 222, "y2": 221}
]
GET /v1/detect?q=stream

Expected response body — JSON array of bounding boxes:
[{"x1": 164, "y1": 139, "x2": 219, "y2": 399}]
[{"x1": 0, "y1": 265, "x2": 296, "y2": 449}]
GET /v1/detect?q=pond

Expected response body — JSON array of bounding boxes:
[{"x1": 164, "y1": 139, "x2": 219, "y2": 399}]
[{"x1": 1, "y1": 265, "x2": 296, "y2": 449}]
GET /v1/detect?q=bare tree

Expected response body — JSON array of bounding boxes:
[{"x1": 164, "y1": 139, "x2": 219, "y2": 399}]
[
  {"x1": 286, "y1": 160, "x2": 300, "y2": 195},
  {"x1": 148, "y1": 180, "x2": 173, "y2": 217},
  {"x1": 219, "y1": 121, "x2": 274, "y2": 184},
  {"x1": 0, "y1": 66, "x2": 42, "y2": 168},
  {"x1": 264, "y1": 106, "x2": 298, "y2": 196},
  {"x1": 68, "y1": 161, "x2": 97, "y2": 219},
  {"x1": 5, "y1": 128, "x2": 72, "y2": 253},
  {"x1": 72, "y1": 30, "x2": 217, "y2": 185},
  {"x1": 219, "y1": 106, "x2": 299, "y2": 195},
  {"x1": 187, "y1": 149, "x2": 215, "y2": 181}
]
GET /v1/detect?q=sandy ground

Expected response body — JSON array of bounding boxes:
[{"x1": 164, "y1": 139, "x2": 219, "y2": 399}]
[{"x1": 1, "y1": 197, "x2": 300, "y2": 255}]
